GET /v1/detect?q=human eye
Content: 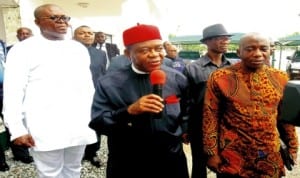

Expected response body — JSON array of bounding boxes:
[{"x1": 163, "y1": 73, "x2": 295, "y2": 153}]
[
  {"x1": 138, "y1": 48, "x2": 150, "y2": 54},
  {"x1": 244, "y1": 47, "x2": 254, "y2": 52},
  {"x1": 61, "y1": 16, "x2": 71, "y2": 21},
  {"x1": 49, "y1": 15, "x2": 59, "y2": 21},
  {"x1": 261, "y1": 46, "x2": 269, "y2": 52},
  {"x1": 155, "y1": 46, "x2": 164, "y2": 52}
]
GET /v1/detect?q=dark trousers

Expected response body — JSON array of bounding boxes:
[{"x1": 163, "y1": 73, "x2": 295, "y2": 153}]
[
  {"x1": 10, "y1": 143, "x2": 30, "y2": 159},
  {"x1": 0, "y1": 135, "x2": 6, "y2": 163},
  {"x1": 5, "y1": 127, "x2": 30, "y2": 159},
  {"x1": 190, "y1": 133, "x2": 207, "y2": 178},
  {"x1": 84, "y1": 135, "x2": 101, "y2": 159}
]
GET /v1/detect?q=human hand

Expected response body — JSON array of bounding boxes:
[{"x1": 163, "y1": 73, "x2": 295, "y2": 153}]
[
  {"x1": 127, "y1": 94, "x2": 164, "y2": 115},
  {"x1": 13, "y1": 134, "x2": 35, "y2": 147},
  {"x1": 219, "y1": 149, "x2": 242, "y2": 175}
]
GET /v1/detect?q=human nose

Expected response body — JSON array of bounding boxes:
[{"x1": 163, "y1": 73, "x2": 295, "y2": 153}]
[
  {"x1": 148, "y1": 49, "x2": 161, "y2": 57},
  {"x1": 253, "y1": 49, "x2": 264, "y2": 57}
]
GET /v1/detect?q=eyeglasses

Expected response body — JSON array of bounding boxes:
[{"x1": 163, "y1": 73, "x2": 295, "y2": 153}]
[{"x1": 39, "y1": 15, "x2": 71, "y2": 22}]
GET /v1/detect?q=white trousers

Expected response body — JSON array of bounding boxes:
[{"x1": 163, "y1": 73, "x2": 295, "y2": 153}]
[{"x1": 30, "y1": 145, "x2": 86, "y2": 178}]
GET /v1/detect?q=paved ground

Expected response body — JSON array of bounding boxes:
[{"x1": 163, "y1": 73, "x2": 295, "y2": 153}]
[{"x1": 1, "y1": 128, "x2": 300, "y2": 178}]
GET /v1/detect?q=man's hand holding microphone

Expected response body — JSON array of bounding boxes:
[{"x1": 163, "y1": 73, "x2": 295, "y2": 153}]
[{"x1": 127, "y1": 70, "x2": 166, "y2": 116}]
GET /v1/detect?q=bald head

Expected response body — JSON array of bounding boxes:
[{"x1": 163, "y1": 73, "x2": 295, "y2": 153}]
[
  {"x1": 34, "y1": 4, "x2": 64, "y2": 18},
  {"x1": 165, "y1": 44, "x2": 178, "y2": 59},
  {"x1": 237, "y1": 32, "x2": 270, "y2": 71},
  {"x1": 16, "y1": 27, "x2": 33, "y2": 41},
  {"x1": 239, "y1": 33, "x2": 270, "y2": 49},
  {"x1": 33, "y1": 4, "x2": 69, "y2": 40}
]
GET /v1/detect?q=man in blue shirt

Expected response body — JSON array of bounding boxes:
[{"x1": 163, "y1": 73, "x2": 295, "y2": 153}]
[
  {"x1": 165, "y1": 44, "x2": 185, "y2": 73},
  {"x1": 0, "y1": 39, "x2": 9, "y2": 171}
]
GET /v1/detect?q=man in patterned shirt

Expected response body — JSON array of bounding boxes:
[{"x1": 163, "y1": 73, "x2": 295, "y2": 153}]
[{"x1": 203, "y1": 32, "x2": 298, "y2": 178}]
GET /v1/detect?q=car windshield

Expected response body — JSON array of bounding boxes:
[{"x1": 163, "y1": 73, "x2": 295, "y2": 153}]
[
  {"x1": 294, "y1": 58, "x2": 300, "y2": 62},
  {"x1": 294, "y1": 51, "x2": 300, "y2": 62}
]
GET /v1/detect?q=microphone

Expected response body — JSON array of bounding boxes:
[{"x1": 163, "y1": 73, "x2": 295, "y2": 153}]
[
  {"x1": 150, "y1": 69, "x2": 166, "y2": 97},
  {"x1": 150, "y1": 69, "x2": 166, "y2": 119}
]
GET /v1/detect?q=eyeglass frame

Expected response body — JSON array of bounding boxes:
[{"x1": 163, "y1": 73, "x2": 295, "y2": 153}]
[{"x1": 38, "y1": 15, "x2": 71, "y2": 22}]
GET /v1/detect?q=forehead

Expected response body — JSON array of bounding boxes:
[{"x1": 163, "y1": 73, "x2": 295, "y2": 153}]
[
  {"x1": 40, "y1": 6, "x2": 65, "y2": 16},
  {"x1": 167, "y1": 45, "x2": 177, "y2": 50},
  {"x1": 241, "y1": 36, "x2": 269, "y2": 48},
  {"x1": 18, "y1": 29, "x2": 30, "y2": 33},
  {"x1": 131, "y1": 39, "x2": 163, "y2": 49},
  {"x1": 96, "y1": 33, "x2": 105, "y2": 37},
  {"x1": 76, "y1": 27, "x2": 93, "y2": 33}
]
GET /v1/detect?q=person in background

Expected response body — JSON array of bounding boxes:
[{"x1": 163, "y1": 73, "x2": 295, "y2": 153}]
[
  {"x1": 270, "y1": 40, "x2": 276, "y2": 56},
  {"x1": 73, "y1": 25, "x2": 107, "y2": 168},
  {"x1": 161, "y1": 41, "x2": 175, "y2": 68},
  {"x1": 73, "y1": 25, "x2": 107, "y2": 87},
  {"x1": 203, "y1": 32, "x2": 298, "y2": 178},
  {"x1": 89, "y1": 23, "x2": 190, "y2": 178},
  {"x1": 266, "y1": 39, "x2": 276, "y2": 66},
  {"x1": 164, "y1": 44, "x2": 185, "y2": 73},
  {"x1": 92, "y1": 31, "x2": 120, "y2": 64},
  {"x1": 16, "y1": 27, "x2": 33, "y2": 41},
  {"x1": 5, "y1": 27, "x2": 34, "y2": 165},
  {"x1": 0, "y1": 118, "x2": 8, "y2": 172},
  {"x1": 0, "y1": 39, "x2": 9, "y2": 172},
  {"x1": 7, "y1": 27, "x2": 33, "y2": 52},
  {"x1": 3, "y1": 4, "x2": 97, "y2": 178},
  {"x1": 163, "y1": 41, "x2": 172, "y2": 49},
  {"x1": 183, "y1": 23, "x2": 234, "y2": 178}
]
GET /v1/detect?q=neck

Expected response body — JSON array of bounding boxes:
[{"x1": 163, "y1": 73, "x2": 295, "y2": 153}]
[
  {"x1": 41, "y1": 32, "x2": 65, "y2": 41},
  {"x1": 207, "y1": 51, "x2": 223, "y2": 66},
  {"x1": 166, "y1": 55, "x2": 175, "y2": 60},
  {"x1": 241, "y1": 62, "x2": 264, "y2": 73}
]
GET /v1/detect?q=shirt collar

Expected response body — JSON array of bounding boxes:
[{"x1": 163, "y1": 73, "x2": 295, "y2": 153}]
[
  {"x1": 131, "y1": 63, "x2": 148, "y2": 74},
  {"x1": 202, "y1": 54, "x2": 232, "y2": 67}
]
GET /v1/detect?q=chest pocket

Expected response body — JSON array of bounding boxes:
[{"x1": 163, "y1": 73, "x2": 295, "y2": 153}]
[
  {"x1": 164, "y1": 95, "x2": 181, "y2": 118},
  {"x1": 165, "y1": 102, "x2": 180, "y2": 118}
]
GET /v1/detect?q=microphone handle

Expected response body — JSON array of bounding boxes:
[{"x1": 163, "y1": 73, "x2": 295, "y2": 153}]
[
  {"x1": 152, "y1": 84, "x2": 163, "y2": 119},
  {"x1": 153, "y1": 84, "x2": 163, "y2": 97}
]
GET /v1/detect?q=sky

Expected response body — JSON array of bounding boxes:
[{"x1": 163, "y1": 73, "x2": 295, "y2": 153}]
[{"x1": 149, "y1": 0, "x2": 300, "y2": 40}]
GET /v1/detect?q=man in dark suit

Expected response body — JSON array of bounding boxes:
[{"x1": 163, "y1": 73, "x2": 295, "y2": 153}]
[
  {"x1": 92, "y1": 31, "x2": 120, "y2": 63},
  {"x1": 74, "y1": 25, "x2": 107, "y2": 167}
]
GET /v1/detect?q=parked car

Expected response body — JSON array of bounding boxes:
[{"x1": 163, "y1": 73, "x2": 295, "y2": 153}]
[
  {"x1": 286, "y1": 51, "x2": 300, "y2": 80},
  {"x1": 178, "y1": 51, "x2": 201, "y2": 64}
]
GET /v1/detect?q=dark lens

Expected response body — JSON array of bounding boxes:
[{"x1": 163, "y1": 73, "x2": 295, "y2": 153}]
[
  {"x1": 49, "y1": 15, "x2": 58, "y2": 21},
  {"x1": 49, "y1": 16, "x2": 59, "y2": 21},
  {"x1": 61, "y1": 16, "x2": 71, "y2": 22}
]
